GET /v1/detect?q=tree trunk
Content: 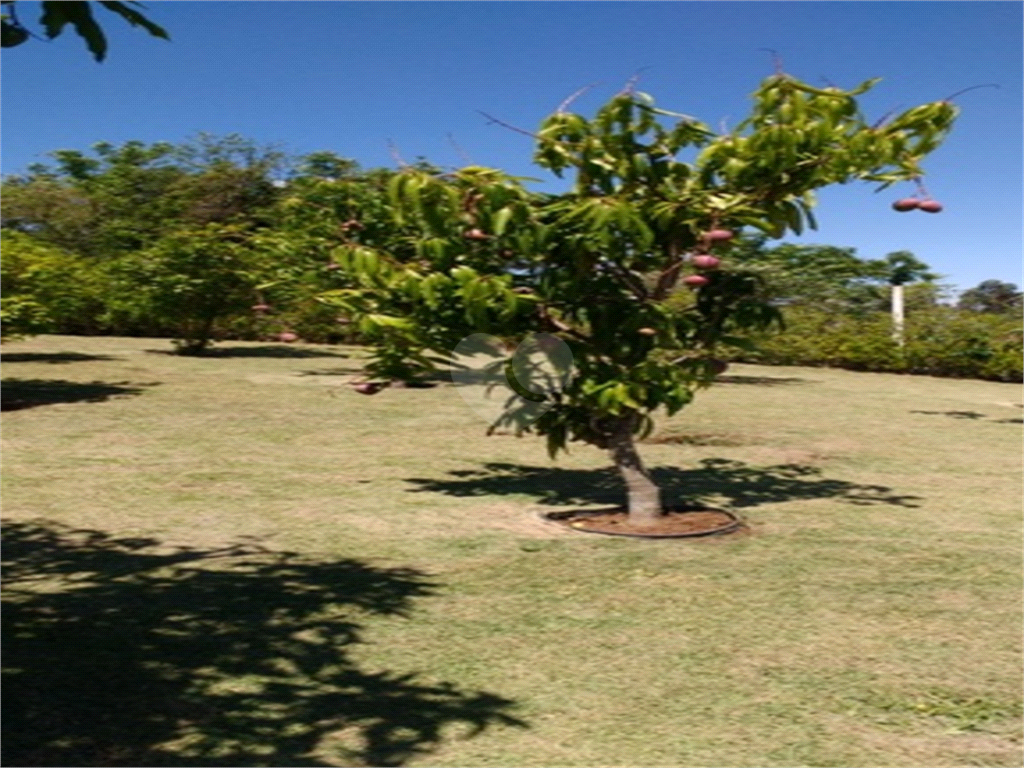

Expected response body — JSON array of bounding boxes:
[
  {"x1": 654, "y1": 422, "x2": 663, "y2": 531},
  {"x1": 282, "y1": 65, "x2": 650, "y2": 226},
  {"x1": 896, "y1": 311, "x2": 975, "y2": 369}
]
[
  {"x1": 891, "y1": 283, "x2": 905, "y2": 347},
  {"x1": 608, "y1": 412, "x2": 663, "y2": 527},
  {"x1": 176, "y1": 315, "x2": 215, "y2": 355}
]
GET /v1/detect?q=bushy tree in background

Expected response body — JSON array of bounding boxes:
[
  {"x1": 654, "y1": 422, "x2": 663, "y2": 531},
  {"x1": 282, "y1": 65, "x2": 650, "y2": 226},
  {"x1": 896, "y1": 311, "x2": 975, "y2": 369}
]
[
  {"x1": 721, "y1": 239, "x2": 941, "y2": 313},
  {"x1": 0, "y1": 176, "x2": 104, "y2": 257},
  {"x1": 3, "y1": 141, "x2": 188, "y2": 257},
  {"x1": 738, "y1": 304, "x2": 1021, "y2": 382},
  {"x1": 167, "y1": 133, "x2": 287, "y2": 227},
  {"x1": 1, "y1": 136, "x2": 296, "y2": 351},
  {"x1": 2, "y1": 135, "x2": 285, "y2": 256},
  {"x1": 102, "y1": 223, "x2": 267, "y2": 354},
  {"x1": 957, "y1": 280, "x2": 1023, "y2": 315}
]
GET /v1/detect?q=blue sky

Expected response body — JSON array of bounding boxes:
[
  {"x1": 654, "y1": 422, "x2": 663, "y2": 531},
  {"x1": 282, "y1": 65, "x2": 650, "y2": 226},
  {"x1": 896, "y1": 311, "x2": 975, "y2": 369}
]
[{"x1": 2, "y1": 1, "x2": 1021, "y2": 294}]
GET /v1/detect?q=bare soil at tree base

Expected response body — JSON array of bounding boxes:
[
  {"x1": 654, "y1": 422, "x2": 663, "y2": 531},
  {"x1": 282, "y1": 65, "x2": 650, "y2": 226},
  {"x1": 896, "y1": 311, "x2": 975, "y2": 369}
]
[{"x1": 543, "y1": 507, "x2": 742, "y2": 537}]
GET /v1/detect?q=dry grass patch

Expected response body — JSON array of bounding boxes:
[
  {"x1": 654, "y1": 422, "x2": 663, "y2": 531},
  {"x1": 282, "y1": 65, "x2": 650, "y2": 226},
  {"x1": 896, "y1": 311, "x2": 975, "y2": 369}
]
[{"x1": 2, "y1": 335, "x2": 1021, "y2": 767}]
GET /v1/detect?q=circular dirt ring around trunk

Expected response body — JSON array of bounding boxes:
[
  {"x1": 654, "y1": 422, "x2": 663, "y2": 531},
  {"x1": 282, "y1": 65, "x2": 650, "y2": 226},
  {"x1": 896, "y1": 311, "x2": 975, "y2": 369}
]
[{"x1": 539, "y1": 507, "x2": 743, "y2": 539}]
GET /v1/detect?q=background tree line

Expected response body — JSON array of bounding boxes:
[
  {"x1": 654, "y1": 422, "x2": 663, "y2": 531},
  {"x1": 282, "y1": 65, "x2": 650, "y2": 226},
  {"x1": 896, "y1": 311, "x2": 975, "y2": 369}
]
[{"x1": 1, "y1": 135, "x2": 1020, "y2": 380}]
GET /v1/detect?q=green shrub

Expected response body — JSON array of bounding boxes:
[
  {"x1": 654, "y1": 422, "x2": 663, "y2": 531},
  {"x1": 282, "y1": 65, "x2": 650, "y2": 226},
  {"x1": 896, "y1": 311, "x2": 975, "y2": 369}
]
[
  {"x1": 736, "y1": 306, "x2": 1022, "y2": 382},
  {"x1": 216, "y1": 299, "x2": 363, "y2": 345},
  {"x1": 903, "y1": 310, "x2": 1022, "y2": 381},
  {"x1": 1, "y1": 231, "x2": 107, "y2": 339},
  {"x1": 101, "y1": 224, "x2": 266, "y2": 354}
]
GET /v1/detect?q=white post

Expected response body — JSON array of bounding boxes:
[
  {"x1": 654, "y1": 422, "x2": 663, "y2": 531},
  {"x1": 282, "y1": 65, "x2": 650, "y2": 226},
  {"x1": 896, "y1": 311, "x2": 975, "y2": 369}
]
[{"x1": 891, "y1": 283, "x2": 905, "y2": 347}]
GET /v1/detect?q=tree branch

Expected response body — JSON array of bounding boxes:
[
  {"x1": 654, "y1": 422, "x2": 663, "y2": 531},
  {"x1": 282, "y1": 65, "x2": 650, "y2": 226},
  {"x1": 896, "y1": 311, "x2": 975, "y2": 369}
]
[
  {"x1": 652, "y1": 241, "x2": 685, "y2": 300},
  {"x1": 446, "y1": 133, "x2": 472, "y2": 165},
  {"x1": 871, "y1": 105, "x2": 904, "y2": 129},
  {"x1": 476, "y1": 111, "x2": 540, "y2": 140},
  {"x1": 604, "y1": 261, "x2": 649, "y2": 301},
  {"x1": 940, "y1": 83, "x2": 999, "y2": 103},
  {"x1": 557, "y1": 82, "x2": 601, "y2": 114},
  {"x1": 618, "y1": 67, "x2": 651, "y2": 97},
  {"x1": 538, "y1": 303, "x2": 590, "y2": 342},
  {"x1": 386, "y1": 139, "x2": 409, "y2": 168},
  {"x1": 760, "y1": 48, "x2": 785, "y2": 76}
]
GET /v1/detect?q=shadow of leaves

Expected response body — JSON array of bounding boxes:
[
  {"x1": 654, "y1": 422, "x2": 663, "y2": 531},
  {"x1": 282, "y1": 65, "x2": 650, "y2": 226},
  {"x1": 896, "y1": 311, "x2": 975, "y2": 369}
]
[
  {"x1": 715, "y1": 374, "x2": 808, "y2": 386},
  {"x1": 912, "y1": 410, "x2": 1022, "y2": 424},
  {"x1": 1, "y1": 353, "x2": 119, "y2": 364},
  {"x1": 910, "y1": 410, "x2": 988, "y2": 420},
  {"x1": 2, "y1": 520, "x2": 525, "y2": 767},
  {"x1": 1, "y1": 379, "x2": 156, "y2": 411},
  {"x1": 145, "y1": 346, "x2": 349, "y2": 359},
  {"x1": 406, "y1": 459, "x2": 921, "y2": 509},
  {"x1": 298, "y1": 367, "x2": 376, "y2": 377}
]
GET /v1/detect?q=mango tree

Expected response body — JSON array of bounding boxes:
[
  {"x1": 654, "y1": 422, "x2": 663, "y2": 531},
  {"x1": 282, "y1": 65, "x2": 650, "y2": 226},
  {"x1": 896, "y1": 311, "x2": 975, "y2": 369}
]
[{"x1": 323, "y1": 71, "x2": 957, "y2": 527}]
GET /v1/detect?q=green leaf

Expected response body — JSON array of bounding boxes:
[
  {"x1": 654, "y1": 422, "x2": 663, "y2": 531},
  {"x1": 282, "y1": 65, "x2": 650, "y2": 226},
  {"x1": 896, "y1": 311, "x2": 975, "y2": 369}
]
[
  {"x1": 849, "y1": 77, "x2": 883, "y2": 96},
  {"x1": 98, "y1": 1, "x2": 169, "y2": 40},
  {"x1": 424, "y1": 238, "x2": 447, "y2": 263},
  {"x1": 365, "y1": 313, "x2": 414, "y2": 331},
  {"x1": 637, "y1": 415, "x2": 655, "y2": 441},
  {"x1": 492, "y1": 206, "x2": 513, "y2": 237},
  {"x1": 719, "y1": 335, "x2": 757, "y2": 351},
  {"x1": 39, "y1": 1, "x2": 73, "y2": 39},
  {"x1": 419, "y1": 275, "x2": 439, "y2": 308},
  {"x1": 546, "y1": 425, "x2": 567, "y2": 459},
  {"x1": 616, "y1": 382, "x2": 641, "y2": 410},
  {"x1": 354, "y1": 248, "x2": 382, "y2": 280},
  {"x1": 500, "y1": 289, "x2": 518, "y2": 320},
  {"x1": 783, "y1": 200, "x2": 803, "y2": 235},
  {"x1": 451, "y1": 266, "x2": 477, "y2": 286},
  {"x1": 42, "y1": 1, "x2": 107, "y2": 61},
  {"x1": 386, "y1": 173, "x2": 407, "y2": 210},
  {"x1": 1, "y1": 19, "x2": 29, "y2": 47},
  {"x1": 797, "y1": 199, "x2": 818, "y2": 231}
]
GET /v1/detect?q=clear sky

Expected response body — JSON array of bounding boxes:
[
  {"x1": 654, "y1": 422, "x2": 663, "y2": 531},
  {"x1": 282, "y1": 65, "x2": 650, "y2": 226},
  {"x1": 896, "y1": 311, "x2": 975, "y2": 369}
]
[{"x1": 2, "y1": 1, "x2": 1021, "y2": 295}]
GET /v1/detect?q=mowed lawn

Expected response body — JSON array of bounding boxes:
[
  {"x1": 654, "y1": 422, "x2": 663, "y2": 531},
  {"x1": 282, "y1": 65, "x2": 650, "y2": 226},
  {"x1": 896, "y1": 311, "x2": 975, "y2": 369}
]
[{"x1": 2, "y1": 334, "x2": 1021, "y2": 768}]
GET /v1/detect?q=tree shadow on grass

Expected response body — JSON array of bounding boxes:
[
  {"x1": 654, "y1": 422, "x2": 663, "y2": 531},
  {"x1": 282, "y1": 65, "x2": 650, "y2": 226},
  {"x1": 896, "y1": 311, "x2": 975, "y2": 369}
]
[
  {"x1": 405, "y1": 459, "x2": 922, "y2": 510},
  {"x1": 1, "y1": 352, "x2": 119, "y2": 364},
  {"x1": 911, "y1": 410, "x2": 1022, "y2": 424},
  {"x1": 715, "y1": 374, "x2": 809, "y2": 386},
  {"x1": 145, "y1": 346, "x2": 349, "y2": 359},
  {"x1": 298, "y1": 366, "x2": 373, "y2": 377},
  {"x1": 2, "y1": 520, "x2": 525, "y2": 767},
  {"x1": 1, "y1": 379, "x2": 155, "y2": 411},
  {"x1": 910, "y1": 409, "x2": 988, "y2": 420}
]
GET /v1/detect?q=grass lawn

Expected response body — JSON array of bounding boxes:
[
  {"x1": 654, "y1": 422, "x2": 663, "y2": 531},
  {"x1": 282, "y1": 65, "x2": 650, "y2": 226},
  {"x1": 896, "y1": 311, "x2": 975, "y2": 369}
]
[{"x1": 2, "y1": 334, "x2": 1021, "y2": 767}]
